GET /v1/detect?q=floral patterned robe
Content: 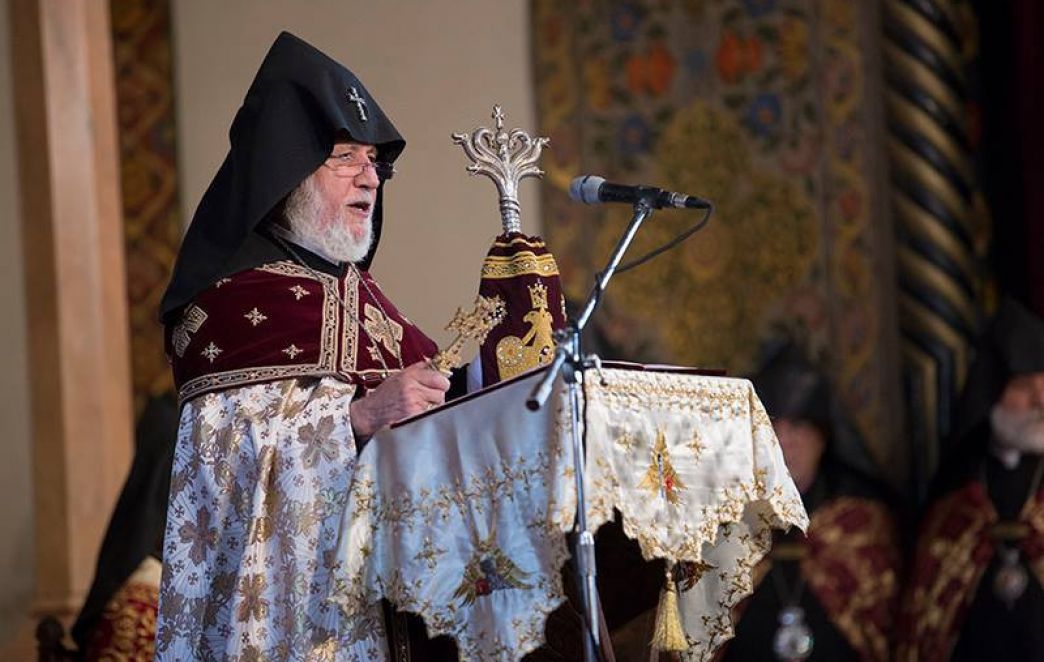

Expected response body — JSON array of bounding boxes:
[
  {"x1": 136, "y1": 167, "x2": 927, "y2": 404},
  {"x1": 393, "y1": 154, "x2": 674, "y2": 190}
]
[
  {"x1": 157, "y1": 261, "x2": 438, "y2": 661},
  {"x1": 156, "y1": 378, "x2": 387, "y2": 661}
]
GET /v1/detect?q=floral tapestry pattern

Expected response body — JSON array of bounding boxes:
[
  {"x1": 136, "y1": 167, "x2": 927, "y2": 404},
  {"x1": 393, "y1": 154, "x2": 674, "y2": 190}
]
[{"x1": 532, "y1": 0, "x2": 894, "y2": 462}]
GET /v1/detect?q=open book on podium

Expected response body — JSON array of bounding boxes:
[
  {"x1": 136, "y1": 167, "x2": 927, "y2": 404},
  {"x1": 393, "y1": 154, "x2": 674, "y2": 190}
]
[{"x1": 328, "y1": 363, "x2": 809, "y2": 661}]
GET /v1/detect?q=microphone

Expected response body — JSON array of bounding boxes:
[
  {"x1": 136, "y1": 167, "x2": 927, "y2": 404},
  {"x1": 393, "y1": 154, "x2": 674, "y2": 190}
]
[{"x1": 569, "y1": 175, "x2": 711, "y2": 210}]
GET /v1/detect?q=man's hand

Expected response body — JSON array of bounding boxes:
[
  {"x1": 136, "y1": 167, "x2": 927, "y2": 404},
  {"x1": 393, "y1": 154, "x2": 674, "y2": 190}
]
[{"x1": 349, "y1": 361, "x2": 451, "y2": 441}]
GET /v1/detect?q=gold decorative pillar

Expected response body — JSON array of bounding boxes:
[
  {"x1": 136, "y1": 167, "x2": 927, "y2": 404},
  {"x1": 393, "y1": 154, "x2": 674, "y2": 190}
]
[{"x1": 883, "y1": 0, "x2": 984, "y2": 494}]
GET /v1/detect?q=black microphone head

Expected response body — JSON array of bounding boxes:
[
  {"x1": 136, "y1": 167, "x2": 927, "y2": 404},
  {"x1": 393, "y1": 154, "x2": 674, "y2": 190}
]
[{"x1": 569, "y1": 175, "x2": 606, "y2": 205}]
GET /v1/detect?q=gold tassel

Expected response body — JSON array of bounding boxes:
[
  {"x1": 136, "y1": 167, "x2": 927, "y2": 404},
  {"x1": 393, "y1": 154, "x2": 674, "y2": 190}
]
[{"x1": 651, "y1": 560, "x2": 689, "y2": 653}]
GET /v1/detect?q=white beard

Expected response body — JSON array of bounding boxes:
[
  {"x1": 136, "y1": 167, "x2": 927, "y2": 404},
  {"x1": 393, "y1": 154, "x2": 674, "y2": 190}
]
[
  {"x1": 990, "y1": 403, "x2": 1044, "y2": 467},
  {"x1": 283, "y1": 175, "x2": 372, "y2": 264}
]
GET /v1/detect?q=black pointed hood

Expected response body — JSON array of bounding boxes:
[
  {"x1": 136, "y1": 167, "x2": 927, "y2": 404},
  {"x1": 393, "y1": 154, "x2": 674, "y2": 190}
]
[
  {"x1": 751, "y1": 341, "x2": 832, "y2": 432},
  {"x1": 928, "y1": 297, "x2": 1044, "y2": 499},
  {"x1": 949, "y1": 297, "x2": 1044, "y2": 446},
  {"x1": 160, "y1": 31, "x2": 404, "y2": 323},
  {"x1": 751, "y1": 340, "x2": 895, "y2": 503}
]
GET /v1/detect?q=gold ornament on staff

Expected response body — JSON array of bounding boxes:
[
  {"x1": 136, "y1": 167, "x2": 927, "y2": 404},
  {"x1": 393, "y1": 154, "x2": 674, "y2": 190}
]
[
  {"x1": 430, "y1": 295, "x2": 507, "y2": 375},
  {"x1": 452, "y1": 105, "x2": 550, "y2": 234}
]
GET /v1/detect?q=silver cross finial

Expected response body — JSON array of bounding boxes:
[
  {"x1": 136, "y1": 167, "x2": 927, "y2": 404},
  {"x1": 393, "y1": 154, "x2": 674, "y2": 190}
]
[
  {"x1": 452, "y1": 105, "x2": 549, "y2": 234},
  {"x1": 347, "y1": 86, "x2": 368, "y2": 122}
]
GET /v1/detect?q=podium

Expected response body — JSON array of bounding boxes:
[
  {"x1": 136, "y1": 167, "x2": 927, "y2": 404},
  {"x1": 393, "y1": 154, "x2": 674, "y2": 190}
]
[{"x1": 329, "y1": 366, "x2": 808, "y2": 661}]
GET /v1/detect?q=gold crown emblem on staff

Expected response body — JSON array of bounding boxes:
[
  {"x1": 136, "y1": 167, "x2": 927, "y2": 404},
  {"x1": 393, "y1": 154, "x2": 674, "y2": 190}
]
[{"x1": 528, "y1": 282, "x2": 549, "y2": 310}]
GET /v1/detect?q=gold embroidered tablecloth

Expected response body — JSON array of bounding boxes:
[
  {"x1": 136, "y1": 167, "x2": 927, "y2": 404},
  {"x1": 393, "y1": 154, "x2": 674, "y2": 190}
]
[{"x1": 328, "y1": 368, "x2": 808, "y2": 661}]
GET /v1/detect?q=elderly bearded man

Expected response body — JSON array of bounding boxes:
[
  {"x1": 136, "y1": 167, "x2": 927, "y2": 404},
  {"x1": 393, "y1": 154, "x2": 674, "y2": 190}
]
[
  {"x1": 898, "y1": 298, "x2": 1044, "y2": 661},
  {"x1": 155, "y1": 32, "x2": 450, "y2": 660}
]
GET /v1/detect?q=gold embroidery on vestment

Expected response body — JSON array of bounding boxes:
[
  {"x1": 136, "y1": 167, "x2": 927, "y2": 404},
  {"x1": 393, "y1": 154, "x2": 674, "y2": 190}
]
[
  {"x1": 201, "y1": 341, "x2": 222, "y2": 363},
  {"x1": 338, "y1": 267, "x2": 362, "y2": 374},
  {"x1": 283, "y1": 344, "x2": 303, "y2": 359},
  {"x1": 362, "y1": 302, "x2": 403, "y2": 358},
  {"x1": 244, "y1": 307, "x2": 267, "y2": 326},
  {"x1": 97, "y1": 581, "x2": 159, "y2": 659},
  {"x1": 178, "y1": 262, "x2": 340, "y2": 402},
  {"x1": 172, "y1": 304, "x2": 208, "y2": 358}
]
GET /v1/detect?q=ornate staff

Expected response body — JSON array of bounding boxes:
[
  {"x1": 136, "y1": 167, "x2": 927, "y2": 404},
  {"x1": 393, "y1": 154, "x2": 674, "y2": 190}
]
[
  {"x1": 454, "y1": 108, "x2": 607, "y2": 661},
  {"x1": 450, "y1": 106, "x2": 567, "y2": 388},
  {"x1": 452, "y1": 105, "x2": 550, "y2": 234}
]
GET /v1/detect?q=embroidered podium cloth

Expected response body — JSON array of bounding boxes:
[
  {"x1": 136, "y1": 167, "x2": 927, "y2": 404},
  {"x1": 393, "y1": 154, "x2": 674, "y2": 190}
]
[{"x1": 328, "y1": 367, "x2": 808, "y2": 661}]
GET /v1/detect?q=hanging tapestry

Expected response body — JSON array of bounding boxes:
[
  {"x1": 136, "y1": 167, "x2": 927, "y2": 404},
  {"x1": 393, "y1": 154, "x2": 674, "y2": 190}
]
[{"x1": 532, "y1": 0, "x2": 898, "y2": 464}]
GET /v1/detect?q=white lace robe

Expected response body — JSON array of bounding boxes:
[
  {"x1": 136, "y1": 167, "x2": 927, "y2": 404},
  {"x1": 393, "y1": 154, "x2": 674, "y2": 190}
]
[{"x1": 155, "y1": 377, "x2": 388, "y2": 662}]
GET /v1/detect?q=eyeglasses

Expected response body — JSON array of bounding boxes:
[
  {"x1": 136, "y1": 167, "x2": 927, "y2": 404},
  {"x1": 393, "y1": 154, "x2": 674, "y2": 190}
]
[{"x1": 324, "y1": 151, "x2": 396, "y2": 181}]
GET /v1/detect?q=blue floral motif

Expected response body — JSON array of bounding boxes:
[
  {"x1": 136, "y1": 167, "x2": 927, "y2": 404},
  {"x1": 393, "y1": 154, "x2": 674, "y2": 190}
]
[
  {"x1": 742, "y1": 0, "x2": 778, "y2": 18},
  {"x1": 747, "y1": 93, "x2": 782, "y2": 138},
  {"x1": 611, "y1": 3, "x2": 642, "y2": 41},
  {"x1": 617, "y1": 114, "x2": 652, "y2": 155}
]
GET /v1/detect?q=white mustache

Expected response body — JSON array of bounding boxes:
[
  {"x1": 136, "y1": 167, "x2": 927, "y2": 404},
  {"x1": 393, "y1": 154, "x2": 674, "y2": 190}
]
[{"x1": 992, "y1": 404, "x2": 1044, "y2": 452}]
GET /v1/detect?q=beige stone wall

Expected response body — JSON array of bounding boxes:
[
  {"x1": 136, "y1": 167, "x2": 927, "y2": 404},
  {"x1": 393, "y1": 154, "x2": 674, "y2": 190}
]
[
  {"x1": 0, "y1": 1, "x2": 34, "y2": 647},
  {"x1": 172, "y1": 1, "x2": 542, "y2": 345}
]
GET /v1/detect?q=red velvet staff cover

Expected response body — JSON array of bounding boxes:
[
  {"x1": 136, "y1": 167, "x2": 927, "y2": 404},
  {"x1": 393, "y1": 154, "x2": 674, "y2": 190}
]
[{"x1": 477, "y1": 233, "x2": 567, "y2": 387}]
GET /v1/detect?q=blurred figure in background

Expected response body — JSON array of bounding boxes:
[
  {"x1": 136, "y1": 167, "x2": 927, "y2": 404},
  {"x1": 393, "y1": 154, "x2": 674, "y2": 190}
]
[
  {"x1": 898, "y1": 298, "x2": 1044, "y2": 661},
  {"x1": 71, "y1": 392, "x2": 179, "y2": 660},
  {"x1": 721, "y1": 341, "x2": 902, "y2": 662}
]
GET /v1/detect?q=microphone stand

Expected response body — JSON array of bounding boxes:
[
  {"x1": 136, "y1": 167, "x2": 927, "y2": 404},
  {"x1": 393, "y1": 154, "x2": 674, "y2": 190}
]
[{"x1": 527, "y1": 200, "x2": 655, "y2": 662}]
